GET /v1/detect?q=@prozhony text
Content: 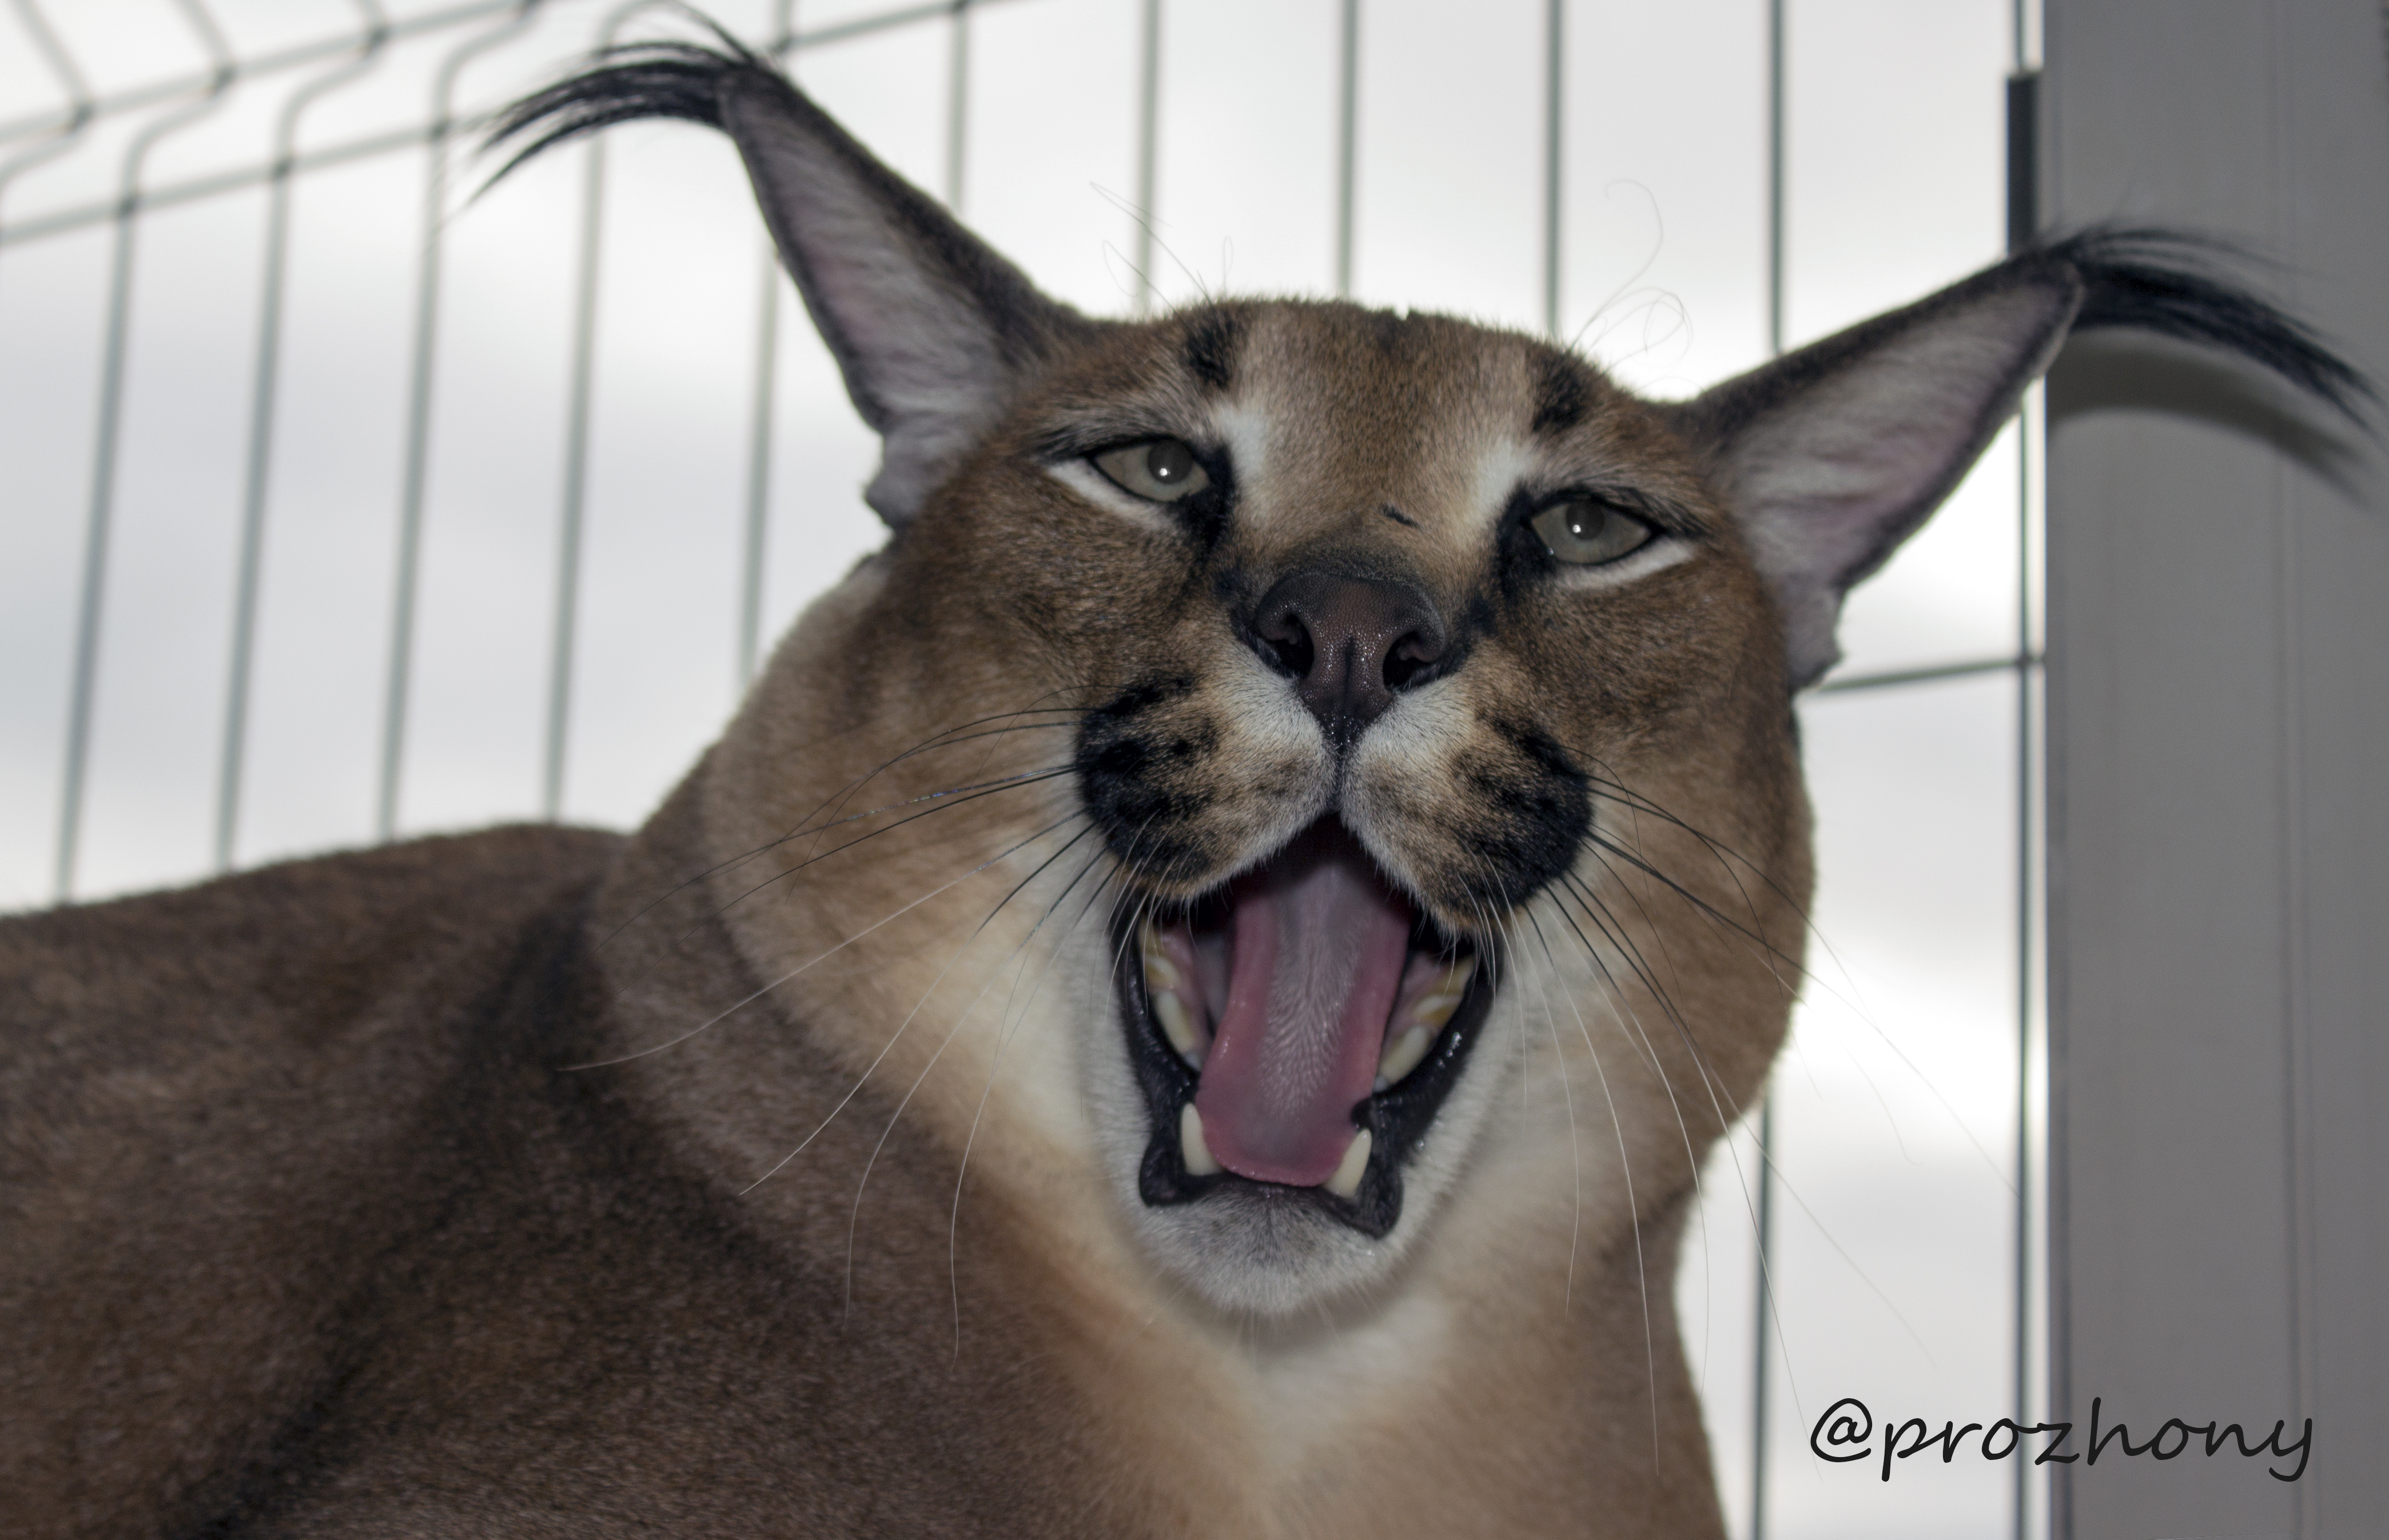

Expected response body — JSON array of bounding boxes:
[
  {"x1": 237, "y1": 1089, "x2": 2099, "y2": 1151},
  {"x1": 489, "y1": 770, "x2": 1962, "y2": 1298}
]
[{"x1": 1809, "y1": 1397, "x2": 2312, "y2": 1483}]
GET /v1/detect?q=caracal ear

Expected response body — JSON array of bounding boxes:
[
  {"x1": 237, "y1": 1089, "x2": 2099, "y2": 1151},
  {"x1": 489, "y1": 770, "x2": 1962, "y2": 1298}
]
[
  {"x1": 1665, "y1": 230, "x2": 2373, "y2": 690},
  {"x1": 488, "y1": 35, "x2": 1097, "y2": 527}
]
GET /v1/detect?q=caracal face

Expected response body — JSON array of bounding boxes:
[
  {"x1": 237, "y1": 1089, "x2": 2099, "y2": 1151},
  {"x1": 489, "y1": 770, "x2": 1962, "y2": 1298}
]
[{"x1": 702, "y1": 297, "x2": 1804, "y2": 1317}]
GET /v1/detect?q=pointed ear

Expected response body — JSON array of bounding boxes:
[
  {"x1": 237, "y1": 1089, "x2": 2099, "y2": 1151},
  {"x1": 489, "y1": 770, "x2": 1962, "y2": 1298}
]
[
  {"x1": 1664, "y1": 263, "x2": 2078, "y2": 690},
  {"x1": 1663, "y1": 230, "x2": 2373, "y2": 690},
  {"x1": 489, "y1": 37, "x2": 1097, "y2": 527}
]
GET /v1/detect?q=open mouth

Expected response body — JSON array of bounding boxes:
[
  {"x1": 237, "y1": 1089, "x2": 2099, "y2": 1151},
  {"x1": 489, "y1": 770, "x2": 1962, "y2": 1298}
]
[{"x1": 1117, "y1": 818, "x2": 1495, "y2": 1238}]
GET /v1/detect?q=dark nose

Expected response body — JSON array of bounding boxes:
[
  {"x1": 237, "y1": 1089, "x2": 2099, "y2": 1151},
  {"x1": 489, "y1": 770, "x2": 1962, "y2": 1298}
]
[{"x1": 1251, "y1": 572, "x2": 1447, "y2": 749}]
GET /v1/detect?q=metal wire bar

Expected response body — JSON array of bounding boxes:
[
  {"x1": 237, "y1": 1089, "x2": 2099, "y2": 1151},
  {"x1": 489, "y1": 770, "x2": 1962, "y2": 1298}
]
[
  {"x1": 1130, "y1": 0, "x2": 1160, "y2": 316},
  {"x1": 544, "y1": 0, "x2": 680, "y2": 821},
  {"x1": 945, "y1": 0, "x2": 970, "y2": 210},
  {"x1": 0, "y1": 0, "x2": 1036, "y2": 250},
  {"x1": 0, "y1": 0, "x2": 512, "y2": 147},
  {"x1": 544, "y1": 69, "x2": 607, "y2": 820},
  {"x1": 1814, "y1": 653, "x2": 2041, "y2": 695},
  {"x1": 379, "y1": 0, "x2": 545, "y2": 842},
  {"x1": 0, "y1": 0, "x2": 95, "y2": 205},
  {"x1": 0, "y1": 0, "x2": 1002, "y2": 153},
  {"x1": 3, "y1": 119, "x2": 487, "y2": 248},
  {"x1": 2012, "y1": 414, "x2": 2040, "y2": 1540},
  {"x1": 736, "y1": 0, "x2": 799, "y2": 696},
  {"x1": 216, "y1": 1, "x2": 393, "y2": 874},
  {"x1": 736, "y1": 243, "x2": 782, "y2": 693},
  {"x1": 1750, "y1": 1, "x2": 1787, "y2": 1531},
  {"x1": 1540, "y1": 0, "x2": 1562, "y2": 341},
  {"x1": 53, "y1": 0, "x2": 236, "y2": 903},
  {"x1": 1332, "y1": 0, "x2": 1357, "y2": 299},
  {"x1": 2009, "y1": 13, "x2": 2042, "y2": 1540},
  {"x1": 0, "y1": 0, "x2": 94, "y2": 367}
]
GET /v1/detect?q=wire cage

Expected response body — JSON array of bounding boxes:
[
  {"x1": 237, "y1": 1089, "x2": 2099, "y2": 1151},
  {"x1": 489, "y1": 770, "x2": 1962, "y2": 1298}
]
[{"x1": 0, "y1": 2, "x2": 2046, "y2": 1535}]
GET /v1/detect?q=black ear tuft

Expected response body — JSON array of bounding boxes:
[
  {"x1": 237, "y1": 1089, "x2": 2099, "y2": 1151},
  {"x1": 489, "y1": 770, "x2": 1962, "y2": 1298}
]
[
  {"x1": 481, "y1": 30, "x2": 1094, "y2": 528},
  {"x1": 1668, "y1": 220, "x2": 2374, "y2": 690},
  {"x1": 2042, "y1": 225, "x2": 2376, "y2": 423},
  {"x1": 484, "y1": 35, "x2": 761, "y2": 188}
]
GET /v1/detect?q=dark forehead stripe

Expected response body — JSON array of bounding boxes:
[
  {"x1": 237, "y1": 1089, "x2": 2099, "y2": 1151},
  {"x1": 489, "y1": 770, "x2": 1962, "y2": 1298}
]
[
  {"x1": 1530, "y1": 353, "x2": 1591, "y2": 436},
  {"x1": 1181, "y1": 311, "x2": 1243, "y2": 391}
]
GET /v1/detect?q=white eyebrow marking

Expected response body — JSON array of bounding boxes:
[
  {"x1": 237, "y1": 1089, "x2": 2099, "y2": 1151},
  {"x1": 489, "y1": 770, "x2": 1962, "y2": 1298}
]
[
  {"x1": 1212, "y1": 399, "x2": 1271, "y2": 500},
  {"x1": 1471, "y1": 438, "x2": 1536, "y2": 525}
]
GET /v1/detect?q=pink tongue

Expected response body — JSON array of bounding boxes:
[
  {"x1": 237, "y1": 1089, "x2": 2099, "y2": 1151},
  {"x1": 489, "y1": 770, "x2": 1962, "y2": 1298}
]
[{"x1": 1193, "y1": 825, "x2": 1413, "y2": 1187}]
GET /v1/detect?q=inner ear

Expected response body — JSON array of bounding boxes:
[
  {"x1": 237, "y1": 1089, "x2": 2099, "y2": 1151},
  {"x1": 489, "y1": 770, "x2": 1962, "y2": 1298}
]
[
  {"x1": 1687, "y1": 278, "x2": 2077, "y2": 688},
  {"x1": 1663, "y1": 229, "x2": 2372, "y2": 692},
  {"x1": 488, "y1": 35, "x2": 1102, "y2": 527}
]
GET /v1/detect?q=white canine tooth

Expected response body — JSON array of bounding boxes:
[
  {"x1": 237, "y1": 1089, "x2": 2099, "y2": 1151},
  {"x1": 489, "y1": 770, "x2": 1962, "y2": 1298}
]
[
  {"x1": 1142, "y1": 951, "x2": 1182, "y2": 993},
  {"x1": 1411, "y1": 992, "x2": 1461, "y2": 1030},
  {"x1": 1445, "y1": 955, "x2": 1479, "y2": 991},
  {"x1": 1153, "y1": 990, "x2": 1204, "y2": 1066},
  {"x1": 1376, "y1": 1023, "x2": 1434, "y2": 1088},
  {"x1": 1139, "y1": 920, "x2": 1182, "y2": 990},
  {"x1": 1179, "y1": 1103, "x2": 1221, "y2": 1176},
  {"x1": 1323, "y1": 1128, "x2": 1372, "y2": 1199}
]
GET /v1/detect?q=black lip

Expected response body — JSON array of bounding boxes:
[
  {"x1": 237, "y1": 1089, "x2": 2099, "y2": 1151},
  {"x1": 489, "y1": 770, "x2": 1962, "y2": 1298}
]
[{"x1": 1116, "y1": 901, "x2": 1495, "y2": 1239}]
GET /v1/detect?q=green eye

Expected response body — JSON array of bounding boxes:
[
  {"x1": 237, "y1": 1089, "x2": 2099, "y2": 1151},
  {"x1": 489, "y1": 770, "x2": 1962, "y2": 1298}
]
[
  {"x1": 1529, "y1": 497, "x2": 1654, "y2": 565},
  {"x1": 1092, "y1": 438, "x2": 1211, "y2": 503}
]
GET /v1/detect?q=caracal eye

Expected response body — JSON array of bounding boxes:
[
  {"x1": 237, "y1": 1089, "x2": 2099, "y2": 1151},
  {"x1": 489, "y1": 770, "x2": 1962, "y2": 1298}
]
[
  {"x1": 1092, "y1": 438, "x2": 1211, "y2": 503},
  {"x1": 1530, "y1": 497, "x2": 1655, "y2": 565}
]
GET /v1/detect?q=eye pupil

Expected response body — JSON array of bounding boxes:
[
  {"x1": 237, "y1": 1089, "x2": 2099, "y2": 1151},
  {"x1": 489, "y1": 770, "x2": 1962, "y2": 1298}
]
[
  {"x1": 1088, "y1": 437, "x2": 1214, "y2": 504},
  {"x1": 1528, "y1": 496, "x2": 1655, "y2": 566},
  {"x1": 1147, "y1": 441, "x2": 1195, "y2": 484}
]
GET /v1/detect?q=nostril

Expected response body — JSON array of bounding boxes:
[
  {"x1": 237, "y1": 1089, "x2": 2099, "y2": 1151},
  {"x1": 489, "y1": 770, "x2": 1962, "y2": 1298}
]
[
  {"x1": 1256, "y1": 608, "x2": 1314, "y2": 680},
  {"x1": 1382, "y1": 632, "x2": 1440, "y2": 693}
]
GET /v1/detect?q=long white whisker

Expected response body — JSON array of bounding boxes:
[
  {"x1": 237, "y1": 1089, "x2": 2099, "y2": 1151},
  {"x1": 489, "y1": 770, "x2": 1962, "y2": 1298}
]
[
  {"x1": 1528, "y1": 893, "x2": 1661, "y2": 1473},
  {"x1": 841, "y1": 831, "x2": 1109, "y2": 1315},
  {"x1": 709, "y1": 766, "x2": 1081, "y2": 929},
  {"x1": 720, "y1": 816, "x2": 1092, "y2": 1190},
  {"x1": 592, "y1": 698, "x2": 1092, "y2": 956},
  {"x1": 1516, "y1": 904, "x2": 1584, "y2": 1311},
  {"x1": 568, "y1": 811, "x2": 1085, "y2": 1073}
]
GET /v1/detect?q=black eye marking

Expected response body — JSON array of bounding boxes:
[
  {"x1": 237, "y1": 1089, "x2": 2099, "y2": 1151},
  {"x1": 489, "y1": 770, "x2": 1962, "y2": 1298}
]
[
  {"x1": 1380, "y1": 504, "x2": 1418, "y2": 528},
  {"x1": 1181, "y1": 312, "x2": 1241, "y2": 392},
  {"x1": 1530, "y1": 355, "x2": 1591, "y2": 437}
]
